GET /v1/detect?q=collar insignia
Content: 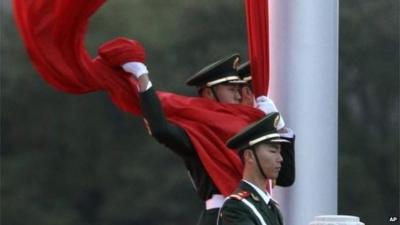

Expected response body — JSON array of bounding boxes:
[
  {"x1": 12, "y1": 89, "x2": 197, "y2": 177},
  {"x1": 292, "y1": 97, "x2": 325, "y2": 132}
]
[{"x1": 250, "y1": 193, "x2": 260, "y2": 202}]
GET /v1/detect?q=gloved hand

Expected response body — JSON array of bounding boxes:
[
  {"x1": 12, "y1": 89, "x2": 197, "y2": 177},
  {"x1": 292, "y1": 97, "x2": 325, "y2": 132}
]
[
  {"x1": 256, "y1": 96, "x2": 285, "y2": 129},
  {"x1": 121, "y1": 62, "x2": 148, "y2": 79},
  {"x1": 98, "y1": 37, "x2": 147, "y2": 78}
]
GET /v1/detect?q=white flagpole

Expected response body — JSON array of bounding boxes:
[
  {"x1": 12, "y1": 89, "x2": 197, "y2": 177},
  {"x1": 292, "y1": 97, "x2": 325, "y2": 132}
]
[{"x1": 269, "y1": 1, "x2": 339, "y2": 225}]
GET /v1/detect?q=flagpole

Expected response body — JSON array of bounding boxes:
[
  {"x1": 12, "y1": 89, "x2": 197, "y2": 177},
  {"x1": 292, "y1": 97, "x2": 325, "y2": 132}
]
[{"x1": 268, "y1": 1, "x2": 339, "y2": 225}]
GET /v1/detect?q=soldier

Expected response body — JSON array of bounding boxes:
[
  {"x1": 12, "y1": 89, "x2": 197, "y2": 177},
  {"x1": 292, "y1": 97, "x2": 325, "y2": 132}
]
[
  {"x1": 185, "y1": 53, "x2": 246, "y2": 104},
  {"x1": 238, "y1": 61, "x2": 281, "y2": 128},
  {"x1": 99, "y1": 38, "x2": 294, "y2": 225},
  {"x1": 238, "y1": 61, "x2": 279, "y2": 116},
  {"x1": 238, "y1": 61, "x2": 295, "y2": 192},
  {"x1": 237, "y1": 61, "x2": 255, "y2": 106},
  {"x1": 218, "y1": 112, "x2": 289, "y2": 225}
]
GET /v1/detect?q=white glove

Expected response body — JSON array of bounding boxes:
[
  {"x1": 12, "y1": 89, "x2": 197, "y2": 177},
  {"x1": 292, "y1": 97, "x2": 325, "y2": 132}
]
[
  {"x1": 122, "y1": 62, "x2": 152, "y2": 91},
  {"x1": 256, "y1": 96, "x2": 285, "y2": 129},
  {"x1": 278, "y1": 127, "x2": 294, "y2": 139},
  {"x1": 122, "y1": 62, "x2": 149, "y2": 79}
]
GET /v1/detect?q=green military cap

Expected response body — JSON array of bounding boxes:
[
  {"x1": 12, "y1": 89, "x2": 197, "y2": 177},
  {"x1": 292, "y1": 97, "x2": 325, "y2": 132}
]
[
  {"x1": 238, "y1": 61, "x2": 251, "y2": 83},
  {"x1": 227, "y1": 112, "x2": 290, "y2": 151},
  {"x1": 186, "y1": 53, "x2": 246, "y2": 87}
]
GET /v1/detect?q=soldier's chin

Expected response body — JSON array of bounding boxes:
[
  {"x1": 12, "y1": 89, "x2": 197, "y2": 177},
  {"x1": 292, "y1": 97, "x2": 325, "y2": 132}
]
[
  {"x1": 271, "y1": 171, "x2": 280, "y2": 179},
  {"x1": 268, "y1": 174, "x2": 278, "y2": 180}
]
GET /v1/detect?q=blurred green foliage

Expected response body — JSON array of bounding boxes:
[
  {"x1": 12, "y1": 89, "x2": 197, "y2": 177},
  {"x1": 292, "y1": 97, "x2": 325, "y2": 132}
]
[
  {"x1": 338, "y1": 1, "x2": 399, "y2": 224},
  {"x1": 1, "y1": 0, "x2": 399, "y2": 225}
]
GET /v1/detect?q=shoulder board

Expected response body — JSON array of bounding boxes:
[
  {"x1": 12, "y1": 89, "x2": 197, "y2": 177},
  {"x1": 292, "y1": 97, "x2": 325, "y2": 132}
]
[{"x1": 229, "y1": 191, "x2": 250, "y2": 200}]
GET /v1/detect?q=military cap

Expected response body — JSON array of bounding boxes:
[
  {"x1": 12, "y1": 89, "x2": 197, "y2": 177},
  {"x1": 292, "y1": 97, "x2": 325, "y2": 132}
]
[
  {"x1": 238, "y1": 61, "x2": 251, "y2": 83},
  {"x1": 186, "y1": 53, "x2": 245, "y2": 87},
  {"x1": 227, "y1": 112, "x2": 290, "y2": 151}
]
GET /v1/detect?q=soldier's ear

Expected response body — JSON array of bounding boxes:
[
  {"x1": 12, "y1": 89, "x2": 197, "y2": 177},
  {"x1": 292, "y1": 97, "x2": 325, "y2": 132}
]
[
  {"x1": 243, "y1": 149, "x2": 255, "y2": 162},
  {"x1": 200, "y1": 87, "x2": 215, "y2": 99}
]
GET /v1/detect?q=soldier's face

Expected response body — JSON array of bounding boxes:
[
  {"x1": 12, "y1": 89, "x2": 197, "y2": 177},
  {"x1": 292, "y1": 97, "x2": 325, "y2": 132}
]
[
  {"x1": 213, "y1": 83, "x2": 242, "y2": 104},
  {"x1": 240, "y1": 84, "x2": 255, "y2": 106},
  {"x1": 253, "y1": 143, "x2": 283, "y2": 179}
]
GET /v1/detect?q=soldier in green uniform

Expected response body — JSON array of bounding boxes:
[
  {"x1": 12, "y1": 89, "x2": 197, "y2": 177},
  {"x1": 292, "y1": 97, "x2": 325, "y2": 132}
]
[
  {"x1": 218, "y1": 112, "x2": 289, "y2": 225},
  {"x1": 112, "y1": 44, "x2": 295, "y2": 225},
  {"x1": 237, "y1": 61, "x2": 255, "y2": 107},
  {"x1": 237, "y1": 61, "x2": 295, "y2": 191}
]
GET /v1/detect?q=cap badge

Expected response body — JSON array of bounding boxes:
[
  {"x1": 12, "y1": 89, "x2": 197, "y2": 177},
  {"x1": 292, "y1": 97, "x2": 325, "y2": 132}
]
[
  {"x1": 233, "y1": 57, "x2": 240, "y2": 70},
  {"x1": 273, "y1": 115, "x2": 280, "y2": 128}
]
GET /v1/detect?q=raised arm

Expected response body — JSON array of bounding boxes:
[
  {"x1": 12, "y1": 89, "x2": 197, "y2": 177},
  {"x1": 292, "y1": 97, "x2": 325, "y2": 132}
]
[
  {"x1": 276, "y1": 128, "x2": 295, "y2": 186},
  {"x1": 255, "y1": 95, "x2": 296, "y2": 186},
  {"x1": 99, "y1": 38, "x2": 195, "y2": 158},
  {"x1": 138, "y1": 81, "x2": 195, "y2": 158}
]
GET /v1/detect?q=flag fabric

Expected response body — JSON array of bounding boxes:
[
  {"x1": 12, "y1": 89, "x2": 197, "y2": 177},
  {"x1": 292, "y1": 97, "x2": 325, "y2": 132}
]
[
  {"x1": 12, "y1": 0, "x2": 266, "y2": 196},
  {"x1": 244, "y1": 0, "x2": 270, "y2": 96}
]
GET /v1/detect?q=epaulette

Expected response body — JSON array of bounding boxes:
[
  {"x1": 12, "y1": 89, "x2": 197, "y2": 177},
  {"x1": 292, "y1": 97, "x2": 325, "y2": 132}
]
[{"x1": 229, "y1": 190, "x2": 249, "y2": 200}]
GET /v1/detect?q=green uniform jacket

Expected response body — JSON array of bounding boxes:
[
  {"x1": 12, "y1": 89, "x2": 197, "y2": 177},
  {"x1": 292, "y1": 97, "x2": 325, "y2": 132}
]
[
  {"x1": 140, "y1": 87, "x2": 220, "y2": 201},
  {"x1": 140, "y1": 88, "x2": 296, "y2": 200},
  {"x1": 140, "y1": 88, "x2": 293, "y2": 225},
  {"x1": 218, "y1": 181, "x2": 284, "y2": 225}
]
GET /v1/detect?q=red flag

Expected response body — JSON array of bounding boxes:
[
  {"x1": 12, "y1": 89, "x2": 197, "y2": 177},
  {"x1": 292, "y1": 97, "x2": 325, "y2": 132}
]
[
  {"x1": 12, "y1": 0, "x2": 264, "y2": 196},
  {"x1": 244, "y1": 0, "x2": 270, "y2": 96}
]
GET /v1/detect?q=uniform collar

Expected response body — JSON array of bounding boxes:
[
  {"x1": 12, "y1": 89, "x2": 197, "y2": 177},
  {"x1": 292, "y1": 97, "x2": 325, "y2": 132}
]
[{"x1": 242, "y1": 179, "x2": 272, "y2": 205}]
